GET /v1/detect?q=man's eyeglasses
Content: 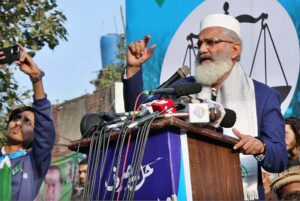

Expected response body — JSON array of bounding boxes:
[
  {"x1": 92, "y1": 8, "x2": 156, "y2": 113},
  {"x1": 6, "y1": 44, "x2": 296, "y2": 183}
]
[{"x1": 195, "y1": 38, "x2": 234, "y2": 49}]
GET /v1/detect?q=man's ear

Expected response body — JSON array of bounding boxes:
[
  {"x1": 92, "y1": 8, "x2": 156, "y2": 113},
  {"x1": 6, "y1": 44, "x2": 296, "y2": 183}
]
[{"x1": 231, "y1": 43, "x2": 241, "y2": 60}]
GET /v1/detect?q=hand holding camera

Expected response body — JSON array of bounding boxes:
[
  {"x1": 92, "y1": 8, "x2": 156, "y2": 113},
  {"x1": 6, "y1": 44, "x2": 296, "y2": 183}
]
[
  {"x1": 0, "y1": 44, "x2": 46, "y2": 99},
  {"x1": 0, "y1": 45, "x2": 20, "y2": 65},
  {"x1": 0, "y1": 44, "x2": 43, "y2": 81}
]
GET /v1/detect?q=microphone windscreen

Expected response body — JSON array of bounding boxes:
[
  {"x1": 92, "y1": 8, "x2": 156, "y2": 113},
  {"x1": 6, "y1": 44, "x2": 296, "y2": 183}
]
[
  {"x1": 175, "y1": 96, "x2": 192, "y2": 110},
  {"x1": 178, "y1": 65, "x2": 191, "y2": 78},
  {"x1": 220, "y1": 109, "x2": 236, "y2": 128},
  {"x1": 99, "y1": 112, "x2": 116, "y2": 122},
  {"x1": 174, "y1": 83, "x2": 202, "y2": 96},
  {"x1": 80, "y1": 113, "x2": 102, "y2": 137}
]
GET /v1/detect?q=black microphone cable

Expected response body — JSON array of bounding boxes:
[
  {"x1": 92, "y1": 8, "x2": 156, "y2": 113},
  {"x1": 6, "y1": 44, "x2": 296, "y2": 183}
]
[
  {"x1": 111, "y1": 91, "x2": 148, "y2": 200},
  {"x1": 79, "y1": 113, "x2": 138, "y2": 200},
  {"x1": 124, "y1": 104, "x2": 180, "y2": 200},
  {"x1": 84, "y1": 125, "x2": 107, "y2": 200},
  {"x1": 86, "y1": 94, "x2": 177, "y2": 200},
  {"x1": 122, "y1": 120, "x2": 149, "y2": 200},
  {"x1": 127, "y1": 118, "x2": 155, "y2": 201},
  {"x1": 110, "y1": 126, "x2": 132, "y2": 201},
  {"x1": 72, "y1": 121, "x2": 103, "y2": 200},
  {"x1": 100, "y1": 121, "x2": 131, "y2": 200},
  {"x1": 102, "y1": 124, "x2": 130, "y2": 200},
  {"x1": 94, "y1": 126, "x2": 113, "y2": 200},
  {"x1": 123, "y1": 104, "x2": 181, "y2": 200},
  {"x1": 81, "y1": 113, "x2": 131, "y2": 197}
]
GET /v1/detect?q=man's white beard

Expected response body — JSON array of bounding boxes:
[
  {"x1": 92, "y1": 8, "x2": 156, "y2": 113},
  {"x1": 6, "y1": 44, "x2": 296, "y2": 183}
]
[{"x1": 195, "y1": 54, "x2": 234, "y2": 86}]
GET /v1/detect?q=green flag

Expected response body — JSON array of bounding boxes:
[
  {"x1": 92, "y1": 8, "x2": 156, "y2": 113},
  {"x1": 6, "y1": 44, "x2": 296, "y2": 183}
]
[{"x1": 0, "y1": 157, "x2": 12, "y2": 200}]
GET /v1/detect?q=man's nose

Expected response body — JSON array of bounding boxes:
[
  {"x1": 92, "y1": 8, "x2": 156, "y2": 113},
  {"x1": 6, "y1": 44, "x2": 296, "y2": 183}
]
[
  {"x1": 15, "y1": 119, "x2": 22, "y2": 126},
  {"x1": 199, "y1": 42, "x2": 209, "y2": 53}
]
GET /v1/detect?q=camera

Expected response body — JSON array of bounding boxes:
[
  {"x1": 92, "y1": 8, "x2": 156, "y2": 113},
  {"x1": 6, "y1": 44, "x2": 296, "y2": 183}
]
[{"x1": 0, "y1": 45, "x2": 20, "y2": 65}]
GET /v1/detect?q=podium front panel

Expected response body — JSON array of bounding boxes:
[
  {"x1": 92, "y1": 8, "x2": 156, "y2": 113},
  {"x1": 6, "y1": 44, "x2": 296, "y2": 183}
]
[
  {"x1": 89, "y1": 128, "x2": 185, "y2": 200},
  {"x1": 85, "y1": 125, "x2": 243, "y2": 200},
  {"x1": 187, "y1": 131, "x2": 244, "y2": 200}
]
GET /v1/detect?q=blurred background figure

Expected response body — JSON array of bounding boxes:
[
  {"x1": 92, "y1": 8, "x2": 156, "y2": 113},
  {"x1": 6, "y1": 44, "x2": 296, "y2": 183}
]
[
  {"x1": 79, "y1": 159, "x2": 88, "y2": 186},
  {"x1": 264, "y1": 117, "x2": 300, "y2": 200},
  {"x1": 44, "y1": 166, "x2": 63, "y2": 201},
  {"x1": 65, "y1": 161, "x2": 73, "y2": 184},
  {"x1": 72, "y1": 158, "x2": 88, "y2": 200},
  {"x1": 285, "y1": 117, "x2": 300, "y2": 167},
  {"x1": 270, "y1": 165, "x2": 300, "y2": 200},
  {"x1": 262, "y1": 170, "x2": 278, "y2": 200}
]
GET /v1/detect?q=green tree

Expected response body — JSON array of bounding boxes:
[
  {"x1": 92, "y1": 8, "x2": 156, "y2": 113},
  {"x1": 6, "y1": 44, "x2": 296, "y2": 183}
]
[
  {"x1": 0, "y1": 0, "x2": 68, "y2": 147},
  {"x1": 95, "y1": 64, "x2": 124, "y2": 88}
]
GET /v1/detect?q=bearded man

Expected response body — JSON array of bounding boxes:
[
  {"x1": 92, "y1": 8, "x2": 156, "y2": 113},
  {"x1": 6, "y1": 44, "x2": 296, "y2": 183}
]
[{"x1": 122, "y1": 13, "x2": 288, "y2": 200}]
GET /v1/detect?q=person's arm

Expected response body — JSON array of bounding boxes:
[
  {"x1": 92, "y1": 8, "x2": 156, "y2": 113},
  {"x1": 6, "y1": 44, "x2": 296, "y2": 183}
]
[
  {"x1": 15, "y1": 45, "x2": 55, "y2": 183},
  {"x1": 233, "y1": 89, "x2": 288, "y2": 173},
  {"x1": 15, "y1": 45, "x2": 45, "y2": 99},
  {"x1": 31, "y1": 98, "x2": 55, "y2": 171},
  {"x1": 29, "y1": 97, "x2": 56, "y2": 195},
  {"x1": 256, "y1": 90, "x2": 288, "y2": 172},
  {"x1": 122, "y1": 68, "x2": 144, "y2": 111},
  {"x1": 122, "y1": 35, "x2": 156, "y2": 111}
]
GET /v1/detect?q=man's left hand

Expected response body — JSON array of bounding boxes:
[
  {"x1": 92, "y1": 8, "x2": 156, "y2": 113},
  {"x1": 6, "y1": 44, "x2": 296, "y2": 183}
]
[{"x1": 232, "y1": 128, "x2": 265, "y2": 155}]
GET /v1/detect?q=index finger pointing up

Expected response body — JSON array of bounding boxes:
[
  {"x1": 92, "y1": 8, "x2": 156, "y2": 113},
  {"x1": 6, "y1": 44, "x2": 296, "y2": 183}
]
[{"x1": 143, "y1": 35, "x2": 151, "y2": 46}]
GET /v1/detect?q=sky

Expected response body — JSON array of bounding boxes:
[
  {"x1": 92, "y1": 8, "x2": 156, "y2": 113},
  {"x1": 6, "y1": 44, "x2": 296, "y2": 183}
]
[{"x1": 14, "y1": 0, "x2": 125, "y2": 104}]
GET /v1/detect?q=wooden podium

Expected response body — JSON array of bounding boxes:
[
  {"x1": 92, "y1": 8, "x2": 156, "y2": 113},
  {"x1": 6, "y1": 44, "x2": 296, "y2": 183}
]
[{"x1": 69, "y1": 117, "x2": 243, "y2": 200}]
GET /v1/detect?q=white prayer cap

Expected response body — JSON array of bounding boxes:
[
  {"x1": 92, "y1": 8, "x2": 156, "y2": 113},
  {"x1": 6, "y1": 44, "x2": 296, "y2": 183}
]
[{"x1": 200, "y1": 13, "x2": 240, "y2": 37}]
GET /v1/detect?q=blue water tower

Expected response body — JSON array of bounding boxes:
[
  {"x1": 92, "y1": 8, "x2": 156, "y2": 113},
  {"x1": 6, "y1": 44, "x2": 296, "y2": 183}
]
[{"x1": 100, "y1": 33, "x2": 121, "y2": 68}]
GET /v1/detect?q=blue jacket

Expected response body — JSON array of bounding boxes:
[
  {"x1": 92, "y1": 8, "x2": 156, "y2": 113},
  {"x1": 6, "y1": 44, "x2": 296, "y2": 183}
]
[
  {"x1": 122, "y1": 69, "x2": 288, "y2": 199},
  {"x1": 6, "y1": 97, "x2": 56, "y2": 200}
]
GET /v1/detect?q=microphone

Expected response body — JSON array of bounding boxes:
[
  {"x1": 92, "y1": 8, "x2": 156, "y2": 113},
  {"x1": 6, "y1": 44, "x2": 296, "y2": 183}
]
[
  {"x1": 80, "y1": 112, "x2": 130, "y2": 137},
  {"x1": 80, "y1": 113, "x2": 105, "y2": 137},
  {"x1": 213, "y1": 108, "x2": 236, "y2": 133},
  {"x1": 220, "y1": 108, "x2": 236, "y2": 128},
  {"x1": 114, "y1": 111, "x2": 140, "y2": 117},
  {"x1": 151, "y1": 99, "x2": 176, "y2": 114},
  {"x1": 174, "y1": 96, "x2": 236, "y2": 128},
  {"x1": 174, "y1": 95, "x2": 193, "y2": 111},
  {"x1": 140, "y1": 66, "x2": 190, "y2": 104},
  {"x1": 145, "y1": 83, "x2": 202, "y2": 96},
  {"x1": 211, "y1": 88, "x2": 218, "y2": 101},
  {"x1": 156, "y1": 109, "x2": 236, "y2": 127},
  {"x1": 202, "y1": 99, "x2": 236, "y2": 128},
  {"x1": 107, "y1": 120, "x2": 129, "y2": 130},
  {"x1": 127, "y1": 112, "x2": 159, "y2": 129},
  {"x1": 105, "y1": 110, "x2": 153, "y2": 130},
  {"x1": 109, "y1": 100, "x2": 160, "y2": 130},
  {"x1": 158, "y1": 66, "x2": 190, "y2": 89},
  {"x1": 158, "y1": 113, "x2": 189, "y2": 118}
]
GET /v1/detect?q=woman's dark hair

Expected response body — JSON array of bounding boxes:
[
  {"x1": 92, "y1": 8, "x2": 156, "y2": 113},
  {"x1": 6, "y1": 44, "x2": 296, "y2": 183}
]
[{"x1": 285, "y1": 117, "x2": 300, "y2": 145}]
